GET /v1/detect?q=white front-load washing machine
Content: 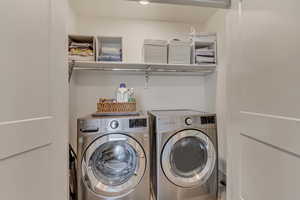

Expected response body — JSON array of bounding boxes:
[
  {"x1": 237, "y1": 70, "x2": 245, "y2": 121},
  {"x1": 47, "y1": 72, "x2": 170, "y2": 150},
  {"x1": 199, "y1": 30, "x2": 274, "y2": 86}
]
[
  {"x1": 77, "y1": 114, "x2": 150, "y2": 200},
  {"x1": 149, "y1": 110, "x2": 218, "y2": 200}
]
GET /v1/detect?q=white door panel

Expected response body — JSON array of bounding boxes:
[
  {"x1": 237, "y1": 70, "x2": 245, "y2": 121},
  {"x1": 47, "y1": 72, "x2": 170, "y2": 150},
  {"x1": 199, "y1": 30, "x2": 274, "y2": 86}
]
[
  {"x1": 237, "y1": 0, "x2": 300, "y2": 118},
  {"x1": 0, "y1": 146, "x2": 52, "y2": 200},
  {"x1": 0, "y1": 0, "x2": 68, "y2": 199},
  {"x1": 0, "y1": 117, "x2": 52, "y2": 160},
  {"x1": 241, "y1": 136, "x2": 300, "y2": 200},
  {"x1": 0, "y1": 0, "x2": 50, "y2": 122},
  {"x1": 227, "y1": 0, "x2": 300, "y2": 200},
  {"x1": 240, "y1": 112, "x2": 300, "y2": 157}
]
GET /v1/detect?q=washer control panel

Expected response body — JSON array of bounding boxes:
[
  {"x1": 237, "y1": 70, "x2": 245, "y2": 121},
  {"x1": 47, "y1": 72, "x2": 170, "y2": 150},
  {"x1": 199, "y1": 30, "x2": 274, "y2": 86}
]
[
  {"x1": 107, "y1": 118, "x2": 147, "y2": 131},
  {"x1": 79, "y1": 116, "x2": 148, "y2": 133}
]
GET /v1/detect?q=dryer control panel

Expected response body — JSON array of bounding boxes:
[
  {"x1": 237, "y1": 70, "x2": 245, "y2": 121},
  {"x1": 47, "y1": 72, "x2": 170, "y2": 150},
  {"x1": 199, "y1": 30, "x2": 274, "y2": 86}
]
[{"x1": 155, "y1": 114, "x2": 216, "y2": 132}]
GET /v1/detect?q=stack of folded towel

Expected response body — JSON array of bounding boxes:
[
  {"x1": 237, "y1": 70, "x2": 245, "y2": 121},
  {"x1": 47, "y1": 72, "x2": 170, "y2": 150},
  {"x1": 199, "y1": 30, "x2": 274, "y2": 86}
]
[
  {"x1": 98, "y1": 47, "x2": 122, "y2": 62},
  {"x1": 195, "y1": 47, "x2": 215, "y2": 64},
  {"x1": 69, "y1": 42, "x2": 94, "y2": 57}
]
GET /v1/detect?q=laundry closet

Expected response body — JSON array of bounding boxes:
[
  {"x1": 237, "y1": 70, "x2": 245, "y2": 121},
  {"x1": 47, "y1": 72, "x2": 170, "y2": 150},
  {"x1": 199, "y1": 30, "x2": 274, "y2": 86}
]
[
  {"x1": 67, "y1": 0, "x2": 228, "y2": 200},
  {"x1": 68, "y1": 0, "x2": 226, "y2": 159}
]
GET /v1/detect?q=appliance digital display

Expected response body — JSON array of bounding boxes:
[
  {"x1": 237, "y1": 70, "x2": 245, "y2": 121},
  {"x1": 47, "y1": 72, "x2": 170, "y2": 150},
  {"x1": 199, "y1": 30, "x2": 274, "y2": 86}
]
[
  {"x1": 201, "y1": 116, "x2": 215, "y2": 124},
  {"x1": 129, "y1": 119, "x2": 147, "y2": 128}
]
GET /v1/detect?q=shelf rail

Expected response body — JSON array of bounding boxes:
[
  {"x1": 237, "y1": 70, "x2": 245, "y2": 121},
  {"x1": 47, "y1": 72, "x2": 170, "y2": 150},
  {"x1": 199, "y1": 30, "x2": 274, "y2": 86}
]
[
  {"x1": 73, "y1": 66, "x2": 214, "y2": 73},
  {"x1": 68, "y1": 61, "x2": 216, "y2": 87}
]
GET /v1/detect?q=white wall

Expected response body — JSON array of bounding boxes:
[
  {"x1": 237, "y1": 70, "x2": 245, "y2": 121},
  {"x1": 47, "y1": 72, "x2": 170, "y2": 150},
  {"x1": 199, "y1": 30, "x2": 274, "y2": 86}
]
[
  {"x1": 67, "y1": 0, "x2": 78, "y2": 155},
  {"x1": 76, "y1": 16, "x2": 203, "y2": 62},
  {"x1": 202, "y1": 10, "x2": 228, "y2": 175},
  {"x1": 69, "y1": 16, "x2": 211, "y2": 150},
  {"x1": 66, "y1": 0, "x2": 78, "y2": 33},
  {"x1": 50, "y1": 0, "x2": 69, "y2": 199},
  {"x1": 71, "y1": 0, "x2": 218, "y2": 24}
]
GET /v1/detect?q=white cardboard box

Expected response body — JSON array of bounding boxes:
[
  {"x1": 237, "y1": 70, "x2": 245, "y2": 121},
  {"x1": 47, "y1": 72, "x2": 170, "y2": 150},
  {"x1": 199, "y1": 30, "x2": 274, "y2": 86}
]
[
  {"x1": 143, "y1": 39, "x2": 168, "y2": 64},
  {"x1": 168, "y1": 39, "x2": 192, "y2": 64}
]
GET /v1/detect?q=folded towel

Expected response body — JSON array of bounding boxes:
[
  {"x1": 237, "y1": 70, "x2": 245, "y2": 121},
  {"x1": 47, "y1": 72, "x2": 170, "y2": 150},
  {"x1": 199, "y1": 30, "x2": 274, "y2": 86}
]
[
  {"x1": 102, "y1": 47, "x2": 121, "y2": 55},
  {"x1": 195, "y1": 51, "x2": 214, "y2": 57},
  {"x1": 98, "y1": 55, "x2": 121, "y2": 62},
  {"x1": 101, "y1": 52, "x2": 121, "y2": 57},
  {"x1": 69, "y1": 48, "x2": 94, "y2": 57},
  {"x1": 196, "y1": 47, "x2": 210, "y2": 51},
  {"x1": 196, "y1": 56, "x2": 215, "y2": 63},
  {"x1": 70, "y1": 42, "x2": 92, "y2": 48}
]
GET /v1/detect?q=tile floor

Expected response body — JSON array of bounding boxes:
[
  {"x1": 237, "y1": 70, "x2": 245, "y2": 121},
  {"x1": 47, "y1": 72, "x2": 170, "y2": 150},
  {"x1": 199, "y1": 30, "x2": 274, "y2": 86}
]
[{"x1": 219, "y1": 189, "x2": 226, "y2": 200}]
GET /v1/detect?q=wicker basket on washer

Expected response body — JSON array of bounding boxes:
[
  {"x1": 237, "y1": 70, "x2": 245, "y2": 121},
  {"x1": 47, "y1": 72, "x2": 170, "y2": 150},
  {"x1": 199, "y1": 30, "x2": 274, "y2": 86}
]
[{"x1": 97, "y1": 99, "x2": 136, "y2": 113}]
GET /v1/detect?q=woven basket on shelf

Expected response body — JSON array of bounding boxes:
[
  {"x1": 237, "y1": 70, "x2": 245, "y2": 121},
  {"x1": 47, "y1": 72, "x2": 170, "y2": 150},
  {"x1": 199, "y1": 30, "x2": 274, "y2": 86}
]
[{"x1": 97, "y1": 101, "x2": 136, "y2": 113}]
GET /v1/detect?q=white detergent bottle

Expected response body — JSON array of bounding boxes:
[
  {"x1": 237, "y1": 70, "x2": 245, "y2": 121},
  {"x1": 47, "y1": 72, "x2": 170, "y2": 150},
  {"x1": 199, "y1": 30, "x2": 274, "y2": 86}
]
[{"x1": 116, "y1": 83, "x2": 128, "y2": 102}]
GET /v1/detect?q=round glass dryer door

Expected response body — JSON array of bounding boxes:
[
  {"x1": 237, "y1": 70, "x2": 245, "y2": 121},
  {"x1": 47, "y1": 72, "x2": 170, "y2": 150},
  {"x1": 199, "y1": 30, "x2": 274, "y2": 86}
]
[
  {"x1": 82, "y1": 134, "x2": 146, "y2": 197},
  {"x1": 161, "y1": 129, "x2": 216, "y2": 188}
]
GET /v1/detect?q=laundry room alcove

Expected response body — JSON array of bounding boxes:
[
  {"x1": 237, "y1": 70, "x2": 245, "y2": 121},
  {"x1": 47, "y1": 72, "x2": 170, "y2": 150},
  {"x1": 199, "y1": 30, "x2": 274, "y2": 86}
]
[{"x1": 67, "y1": 1, "x2": 228, "y2": 193}]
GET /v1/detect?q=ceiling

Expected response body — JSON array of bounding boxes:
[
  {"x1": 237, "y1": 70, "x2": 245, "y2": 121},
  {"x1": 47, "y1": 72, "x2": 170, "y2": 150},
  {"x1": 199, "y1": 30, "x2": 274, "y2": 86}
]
[{"x1": 70, "y1": 0, "x2": 218, "y2": 23}]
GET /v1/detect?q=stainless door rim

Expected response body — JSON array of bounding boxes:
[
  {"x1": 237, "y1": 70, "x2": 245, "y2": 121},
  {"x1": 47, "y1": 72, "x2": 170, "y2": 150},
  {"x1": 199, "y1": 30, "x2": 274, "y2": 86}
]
[
  {"x1": 82, "y1": 133, "x2": 146, "y2": 197},
  {"x1": 161, "y1": 129, "x2": 216, "y2": 188}
]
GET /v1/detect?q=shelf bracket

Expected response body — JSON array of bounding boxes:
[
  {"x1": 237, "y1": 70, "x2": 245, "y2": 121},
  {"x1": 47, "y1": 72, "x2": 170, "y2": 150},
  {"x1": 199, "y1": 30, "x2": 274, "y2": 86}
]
[
  {"x1": 144, "y1": 66, "x2": 151, "y2": 89},
  {"x1": 68, "y1": 60, "x2": 75, "y2": 83}
]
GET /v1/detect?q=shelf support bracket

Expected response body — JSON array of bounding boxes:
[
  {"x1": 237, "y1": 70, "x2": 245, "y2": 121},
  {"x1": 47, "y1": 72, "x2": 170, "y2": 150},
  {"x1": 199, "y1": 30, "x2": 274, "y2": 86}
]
[
  {"x1": 68, "y1": 60, "x2": 75, "y2": 83},
  {"x1": 144, "y1": 66, "x2": 151, "y2": 89}
]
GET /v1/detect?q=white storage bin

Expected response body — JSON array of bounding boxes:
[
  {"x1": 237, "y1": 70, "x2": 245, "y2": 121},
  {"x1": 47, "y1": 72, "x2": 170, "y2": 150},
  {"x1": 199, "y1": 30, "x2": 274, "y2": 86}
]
[
  {"x1": 192, "y1": 33, "x2": 217, "y2": 65},
  {"x1": 168, "y1": 39, "x2": 192, "y2": 64},
  {"x1": 97, "y1": 36, "x2": 123, "y2": 62},
  {"x1": 143, "y1": 39, "x2": 168, "y2": 64}
]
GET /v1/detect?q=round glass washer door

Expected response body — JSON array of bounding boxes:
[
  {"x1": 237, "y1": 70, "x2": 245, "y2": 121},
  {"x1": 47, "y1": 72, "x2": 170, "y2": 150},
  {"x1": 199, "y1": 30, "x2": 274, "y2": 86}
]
[
  {"x1": 82, "y1": 134, "x2": 146, "y2": 197},
  {"x1": 161, "y1": 129, "x2": 216, "y2": 188}
]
